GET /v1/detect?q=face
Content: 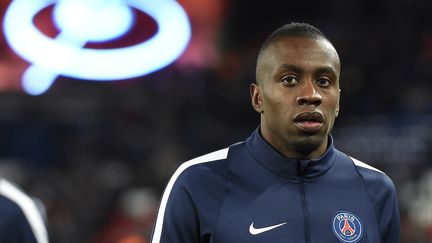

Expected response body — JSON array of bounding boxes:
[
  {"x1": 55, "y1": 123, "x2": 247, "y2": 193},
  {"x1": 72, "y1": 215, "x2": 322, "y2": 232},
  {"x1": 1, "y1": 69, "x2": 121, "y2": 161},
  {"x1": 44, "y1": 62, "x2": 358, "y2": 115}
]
[{"x1": 251, "y1": 37, "x2": 340, "y2": 159}]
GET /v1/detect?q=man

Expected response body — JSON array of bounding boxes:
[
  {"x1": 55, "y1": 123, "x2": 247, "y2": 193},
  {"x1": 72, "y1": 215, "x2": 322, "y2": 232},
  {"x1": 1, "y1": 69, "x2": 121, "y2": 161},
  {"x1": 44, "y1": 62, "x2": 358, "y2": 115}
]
[
  {"x1": 150, "y1": 22, "x2": 400, "y2": 243},
  {"x1": 0, "y1": 179, "x2": 49, "y2": 243}
]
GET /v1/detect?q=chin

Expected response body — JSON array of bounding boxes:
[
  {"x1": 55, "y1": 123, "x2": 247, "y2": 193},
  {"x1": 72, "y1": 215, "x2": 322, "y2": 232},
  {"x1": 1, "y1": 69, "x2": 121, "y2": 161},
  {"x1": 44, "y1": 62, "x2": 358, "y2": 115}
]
[{"x1": 292, "y1": 134, "x2": 326, "y2": 155}]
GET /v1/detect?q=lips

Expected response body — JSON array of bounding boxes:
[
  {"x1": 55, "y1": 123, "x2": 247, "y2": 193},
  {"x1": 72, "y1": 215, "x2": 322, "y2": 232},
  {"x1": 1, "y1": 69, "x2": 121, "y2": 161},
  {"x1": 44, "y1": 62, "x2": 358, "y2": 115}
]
[{"x1": 293, "y1": 111, "x2": 324, "y2": 133}]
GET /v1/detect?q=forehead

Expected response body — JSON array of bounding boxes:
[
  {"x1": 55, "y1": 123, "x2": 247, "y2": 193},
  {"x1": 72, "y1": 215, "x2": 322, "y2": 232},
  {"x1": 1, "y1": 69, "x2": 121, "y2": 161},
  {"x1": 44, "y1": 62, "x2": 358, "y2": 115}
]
[{"x1": 260, "y1": 37, "x2": 340, "y2": 74}]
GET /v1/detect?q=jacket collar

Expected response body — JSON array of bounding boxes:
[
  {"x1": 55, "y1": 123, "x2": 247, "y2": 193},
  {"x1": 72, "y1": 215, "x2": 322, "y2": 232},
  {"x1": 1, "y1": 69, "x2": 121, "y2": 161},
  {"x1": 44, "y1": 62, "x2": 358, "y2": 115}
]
[{"x1": 245, "y1": 127, "x2": 336, "y2": 181}]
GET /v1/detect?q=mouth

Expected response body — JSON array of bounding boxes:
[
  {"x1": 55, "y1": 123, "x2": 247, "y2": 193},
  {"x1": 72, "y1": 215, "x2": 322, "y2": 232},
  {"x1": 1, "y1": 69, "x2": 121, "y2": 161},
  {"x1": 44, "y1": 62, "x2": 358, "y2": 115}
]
[{"x1": 293, "y1": 111, "x2": 324, "y2": 133}]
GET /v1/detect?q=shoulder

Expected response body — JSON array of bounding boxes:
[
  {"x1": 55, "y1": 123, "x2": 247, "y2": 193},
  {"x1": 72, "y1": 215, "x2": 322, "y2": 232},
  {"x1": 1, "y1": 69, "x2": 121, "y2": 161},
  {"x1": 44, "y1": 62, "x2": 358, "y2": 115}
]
[
  {"x1": 174, "y1": 147, "x2": 230, "y2": 184},
  {"x1": 176, "y1": 141, "x2": 248, "y2": 183},
  {"x1": 350, "y1": 156, "x2": 384, "y2": 174},
  {"x1": 347, "y1": 156, "x2": 397, "y2": 194},
  {"x1": 182, "y1": 147, "x2": 230, "y2": 171},
  {"x1": 160, "y1": 146, "x2": 233, "y2": 201}
]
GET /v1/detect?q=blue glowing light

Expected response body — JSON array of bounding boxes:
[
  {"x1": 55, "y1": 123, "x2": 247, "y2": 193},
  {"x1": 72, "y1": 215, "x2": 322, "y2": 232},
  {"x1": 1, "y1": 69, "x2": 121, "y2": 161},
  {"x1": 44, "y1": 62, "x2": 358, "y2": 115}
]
[{"x1": 3, "y1": 0, "x2": 191, "y2": 95}]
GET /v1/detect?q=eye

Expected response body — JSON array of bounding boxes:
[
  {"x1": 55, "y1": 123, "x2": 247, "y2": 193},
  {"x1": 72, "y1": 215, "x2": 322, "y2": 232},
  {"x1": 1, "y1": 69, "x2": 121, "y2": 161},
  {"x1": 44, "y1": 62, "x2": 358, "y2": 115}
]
[
  {"x1": 316, "y1": 78, "x2": 331, "y2": 87},
  {"x1": 281, "y1": 76, "x2": 299, "y2": 86}
]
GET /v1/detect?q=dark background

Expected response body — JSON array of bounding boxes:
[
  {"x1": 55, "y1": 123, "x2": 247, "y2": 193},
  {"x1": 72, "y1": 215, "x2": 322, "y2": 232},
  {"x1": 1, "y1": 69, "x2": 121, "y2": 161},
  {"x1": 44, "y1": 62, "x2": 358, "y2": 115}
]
[{"x1": 0, "y1": 0, "x2": 431, "y2": 242}]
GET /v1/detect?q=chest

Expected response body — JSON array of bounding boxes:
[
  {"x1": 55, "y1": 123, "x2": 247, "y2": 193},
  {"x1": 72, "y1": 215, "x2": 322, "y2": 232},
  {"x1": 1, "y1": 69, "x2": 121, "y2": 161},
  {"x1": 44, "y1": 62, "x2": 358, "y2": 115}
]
[{"x1": 212, "y1": 179, "x2": 381, "y2": 243}]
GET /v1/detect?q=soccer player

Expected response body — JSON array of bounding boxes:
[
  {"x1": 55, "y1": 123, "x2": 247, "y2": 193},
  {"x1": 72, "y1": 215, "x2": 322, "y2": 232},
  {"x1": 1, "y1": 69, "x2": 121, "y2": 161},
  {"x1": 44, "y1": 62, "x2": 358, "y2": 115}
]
[
  {"x1": 150, "y1": 22, "x2": 400, "y2": 243},
  {"x1": 0, "y1": 179, "x2": 49, "y2": 243}
]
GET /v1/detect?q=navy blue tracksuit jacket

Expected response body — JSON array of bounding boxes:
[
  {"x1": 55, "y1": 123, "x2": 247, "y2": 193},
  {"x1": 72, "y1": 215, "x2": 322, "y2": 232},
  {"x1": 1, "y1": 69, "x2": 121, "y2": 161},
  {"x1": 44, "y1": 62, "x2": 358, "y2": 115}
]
[{"x1": 151, "y1": 128, "x2": 400, "y2": 243}]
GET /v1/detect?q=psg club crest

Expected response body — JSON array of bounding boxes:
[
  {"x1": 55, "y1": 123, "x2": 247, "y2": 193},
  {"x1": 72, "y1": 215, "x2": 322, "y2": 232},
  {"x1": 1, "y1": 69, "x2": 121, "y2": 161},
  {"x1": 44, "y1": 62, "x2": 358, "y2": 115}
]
[{"x1": 332, "y1": 211, "x2": 363, "y2": 243}]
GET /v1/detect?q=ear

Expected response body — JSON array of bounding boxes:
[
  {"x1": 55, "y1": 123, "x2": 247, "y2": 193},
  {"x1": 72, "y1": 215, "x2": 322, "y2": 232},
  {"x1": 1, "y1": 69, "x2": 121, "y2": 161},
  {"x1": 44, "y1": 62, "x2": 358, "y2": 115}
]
[
  {"x1": 335, "y1": 89, "x2": 341, "y2": 117},
  {"x1": 251, "y1": 83, "x2": 263, "y2": 113}
]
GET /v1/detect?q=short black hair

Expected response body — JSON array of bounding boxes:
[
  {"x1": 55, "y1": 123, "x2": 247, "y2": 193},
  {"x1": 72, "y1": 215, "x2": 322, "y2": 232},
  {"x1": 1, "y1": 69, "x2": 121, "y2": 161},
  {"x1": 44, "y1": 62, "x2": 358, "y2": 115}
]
[
  {"x1": 255, "y1": 22, "x2": 337, "y2": 84},
  {"x1": 258, "y1": 22, "x2": 330, "y2": 56}
]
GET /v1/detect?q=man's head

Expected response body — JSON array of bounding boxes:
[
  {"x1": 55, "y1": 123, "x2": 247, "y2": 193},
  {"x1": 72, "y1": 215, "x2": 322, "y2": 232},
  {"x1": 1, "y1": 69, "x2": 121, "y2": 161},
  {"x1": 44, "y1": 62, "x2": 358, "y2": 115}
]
[{"x1": 251, "y1": 22, "x2": 341, "y2": 159}]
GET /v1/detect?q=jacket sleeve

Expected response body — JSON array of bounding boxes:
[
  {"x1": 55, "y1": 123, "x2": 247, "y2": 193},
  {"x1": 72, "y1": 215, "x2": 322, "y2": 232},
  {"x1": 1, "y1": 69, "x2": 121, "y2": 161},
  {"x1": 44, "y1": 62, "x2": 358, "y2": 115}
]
[
  {"x1": 376, "y1": 175, "x2": 400, "y2": 243},
  {"x1": 361, "y1": 171, "x2": 401, "y2": 243},
  {"x1": 150, "y1": 171, "x2": 201, "y2": 243},
  {"x1": 151, "y1": 149, "x2": 229, "y2": 243}
]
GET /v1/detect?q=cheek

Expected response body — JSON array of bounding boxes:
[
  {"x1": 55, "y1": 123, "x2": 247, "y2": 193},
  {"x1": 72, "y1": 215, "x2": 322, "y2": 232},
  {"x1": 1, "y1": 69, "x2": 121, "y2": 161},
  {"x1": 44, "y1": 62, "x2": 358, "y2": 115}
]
[
  {"x1": 268, "y1": 98, "x2": 285, "y2": 112},
  {"x1": 325, "y1": 99, "x2": 340, "y2": 121},
  {"x1": 262, "y1": 88, "x2": 294, "y2": 117},
  {"x1": 262, "y1": 90, "x2": 280, "y2": 109},
  {"x1": 326, "y1": 93, "x2": 340, "y2": 109}
]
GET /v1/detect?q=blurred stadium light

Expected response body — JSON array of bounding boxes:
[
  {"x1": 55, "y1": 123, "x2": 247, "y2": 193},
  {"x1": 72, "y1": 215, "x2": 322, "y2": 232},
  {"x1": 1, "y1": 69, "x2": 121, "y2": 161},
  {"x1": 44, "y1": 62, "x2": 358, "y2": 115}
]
[{"x1": 3, "y1": 0, "x2": 191, "y2": 95}]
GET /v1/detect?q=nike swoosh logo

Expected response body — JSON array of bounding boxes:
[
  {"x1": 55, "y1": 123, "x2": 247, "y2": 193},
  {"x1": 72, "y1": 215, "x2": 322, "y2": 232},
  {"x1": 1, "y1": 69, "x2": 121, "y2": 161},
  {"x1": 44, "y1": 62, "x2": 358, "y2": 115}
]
[{"x1": 249, "y1": 221, "x2": 287, "y2": 235}]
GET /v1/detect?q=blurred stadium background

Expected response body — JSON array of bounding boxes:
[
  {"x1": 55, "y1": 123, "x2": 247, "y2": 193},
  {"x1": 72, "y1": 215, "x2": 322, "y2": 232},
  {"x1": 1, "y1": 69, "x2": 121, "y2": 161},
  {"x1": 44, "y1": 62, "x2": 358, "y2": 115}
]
[{"x1": 0, "y1": 0, "x2": 431, "y2": 242}]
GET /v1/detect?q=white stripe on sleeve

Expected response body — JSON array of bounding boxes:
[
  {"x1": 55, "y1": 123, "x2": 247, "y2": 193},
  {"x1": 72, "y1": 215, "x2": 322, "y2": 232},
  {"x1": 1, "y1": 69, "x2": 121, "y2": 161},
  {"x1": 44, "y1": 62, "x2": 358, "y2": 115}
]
[{"x1": 350, "y1": 156, "x2": 384, "y2": 174}]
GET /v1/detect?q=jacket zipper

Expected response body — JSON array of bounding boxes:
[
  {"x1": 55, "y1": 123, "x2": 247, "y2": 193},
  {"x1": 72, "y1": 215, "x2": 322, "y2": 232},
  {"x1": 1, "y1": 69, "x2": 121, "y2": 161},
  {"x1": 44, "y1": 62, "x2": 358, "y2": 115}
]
[{"x1": 299, "y1": 176, "x2": 310, "y2": 242}]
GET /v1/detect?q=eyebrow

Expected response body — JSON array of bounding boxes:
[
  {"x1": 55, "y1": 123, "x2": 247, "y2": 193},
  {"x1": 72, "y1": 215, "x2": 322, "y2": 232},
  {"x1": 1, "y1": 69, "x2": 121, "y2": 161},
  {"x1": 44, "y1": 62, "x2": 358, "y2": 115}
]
[
  {"x1": 278, "y1": 64, "x2": 303, "y2": 73},
  {"x1": 315, "y1": 66, "x2": 338, "y2": 76},
  {"x1": 278, "y1": 64, "x2": 337, "y2": 77}
]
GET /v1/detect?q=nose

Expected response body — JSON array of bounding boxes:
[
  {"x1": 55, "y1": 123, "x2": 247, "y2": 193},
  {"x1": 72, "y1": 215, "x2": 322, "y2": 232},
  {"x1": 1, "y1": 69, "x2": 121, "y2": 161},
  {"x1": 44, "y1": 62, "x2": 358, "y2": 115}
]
[{"x1": 296, "y1": 80, "x2": 322, "y2": 106}]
